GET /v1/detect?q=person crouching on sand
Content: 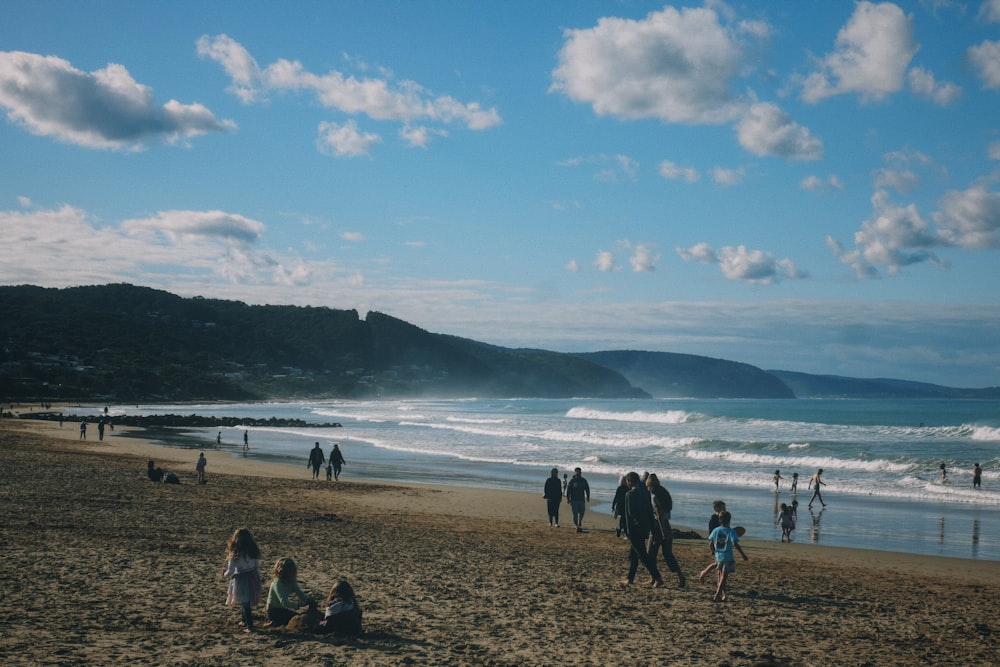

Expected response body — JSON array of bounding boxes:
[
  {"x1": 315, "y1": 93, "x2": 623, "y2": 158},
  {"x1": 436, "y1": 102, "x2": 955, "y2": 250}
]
[{"x1": 264, "y1": 557, "x2": 311, "y2": 628}]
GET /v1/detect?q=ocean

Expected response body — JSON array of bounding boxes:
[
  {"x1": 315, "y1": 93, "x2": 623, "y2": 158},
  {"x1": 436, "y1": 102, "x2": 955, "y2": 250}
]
[{"x1": 81, "y1": 397, "x2": 1000, "y2": 562}]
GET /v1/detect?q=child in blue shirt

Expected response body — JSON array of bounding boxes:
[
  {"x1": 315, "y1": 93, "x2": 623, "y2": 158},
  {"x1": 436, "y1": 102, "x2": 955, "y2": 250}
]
[{"x1": 707, "y1": 511, "x2": 748, "y2": 602}]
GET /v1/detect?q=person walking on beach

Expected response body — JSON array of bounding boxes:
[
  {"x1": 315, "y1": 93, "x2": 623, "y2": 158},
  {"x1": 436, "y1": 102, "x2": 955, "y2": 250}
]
[
  {"x1": 698, "y1": 500, "x2": 727, "y2": 583},
  {"x1": 622, "y1": 471, "x2": 664, "y2": 588},
  {"x1": 217, "y1": 431, "x2": 222, "y2": 445},
  {"x1": 307, "y1": 442, "x2": 326, "y2": 479},
  {"x1": 973, "y1": 463, "x2": 982, "y2": 489},
  {"x1": 773, "y1": 470, "x2": 783, "y2": 492},
  {"x1": 221, "y1": 528, "x2": 262, "y2": 633},
  {"x1": 808, "y1": 468, "x2": 826, "y2": 508},
  {"x1": 790, "y1": 472, "x2": 799, "y2": 494},
  {"x1": 566, "y1": 467, "x2": 590, "y2": 533},
  {"x1": 543, "y1": 468, "x2": 562, "y2": 527},
  {"x1": 646, "y1": 473, "x2": 686, "y2": 588},
  {"x1": 196, "y1": 452, "x2": 207, "y2": 484},
  {"x1": 79, "y1": 420, "x2": 87, "y2": 440},
  {"x1": 243, "y1": 430, "x2": 249, "y2": 454},
  {"x1": 611, "y1": 475, "x2": 629, "y2": 538},
  {"x1": 329, "y1": 443, "x2": 346, "y2": 481},
  {"x1": 705, "y1": 511, "x2": 748, "y2": 602}
]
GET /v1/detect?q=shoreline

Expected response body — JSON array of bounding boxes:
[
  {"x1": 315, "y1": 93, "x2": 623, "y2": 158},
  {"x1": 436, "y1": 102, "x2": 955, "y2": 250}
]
[
  {"x1": 2, "y1": 417, "x2": 999, "y2": 665},
  {"x1": 8, "y1": 416, "x2": 999, "y2": 580}
]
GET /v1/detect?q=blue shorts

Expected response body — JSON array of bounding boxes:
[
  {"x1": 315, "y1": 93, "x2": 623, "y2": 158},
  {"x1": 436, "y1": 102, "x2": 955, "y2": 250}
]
[{"x1": 717, "y1": 559, "x2": 736, "y2": 573}]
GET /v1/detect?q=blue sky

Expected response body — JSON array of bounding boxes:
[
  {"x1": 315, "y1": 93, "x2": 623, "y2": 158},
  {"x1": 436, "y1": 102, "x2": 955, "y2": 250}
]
[{"x1": 2, "y1": 0, "x2": 999, "y2": 387}]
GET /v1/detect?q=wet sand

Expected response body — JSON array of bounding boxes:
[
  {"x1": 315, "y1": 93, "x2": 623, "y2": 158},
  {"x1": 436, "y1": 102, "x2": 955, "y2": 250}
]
[{"x1": 1, "y1": 418, "x2": 997, "y2": 666}]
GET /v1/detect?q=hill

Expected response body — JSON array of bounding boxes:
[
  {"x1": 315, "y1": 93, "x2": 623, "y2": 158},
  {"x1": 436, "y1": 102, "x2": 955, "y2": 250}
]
[
  {"x1": 768, "y1": 370, "x2": 1000, "y2": 399},
  {"x1": 0, "y1": 284, "x2": 646, "y2": 402},
  {"x1": 576, "y1": 350, "x2": 794, "y2": 399}
]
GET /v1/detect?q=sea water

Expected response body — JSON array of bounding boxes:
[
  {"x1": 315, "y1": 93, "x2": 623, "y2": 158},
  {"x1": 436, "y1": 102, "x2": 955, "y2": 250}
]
[{"x1": 86, "y1": 397, "x2": 1000, "y2": 561}]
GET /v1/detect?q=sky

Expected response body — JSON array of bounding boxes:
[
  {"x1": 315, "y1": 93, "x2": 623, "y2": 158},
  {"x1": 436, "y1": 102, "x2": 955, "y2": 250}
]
[{"x1": 2, "y1": 0, "x2": 1000, "y2": 388}]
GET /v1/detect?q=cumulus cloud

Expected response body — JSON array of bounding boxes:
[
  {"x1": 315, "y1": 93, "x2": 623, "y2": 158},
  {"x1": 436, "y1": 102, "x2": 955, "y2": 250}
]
[
  {"x1": 801, "y1": 2, "x2": 918, "y2": 103},
  {"x1": 979, "y1": 0, "x2": 1000, "y2": 22},
  {"x1": 933, "y1": 185, "x2": 1000, "y2": 249},
  {"x1": 736, "y1": 102, "x2": 822, "y2": 160},
  {"x1": 564, "y1": 259, "x2": 580, "y2": 273},
  {"x1": 121, "y1": 210, "x2": 265, "y2": 246},
  {"x1": 659, "y1": 160, "x2": 700, "y2": 183},
  {"x1": 907, "y1": 67, "x2": 961, "y2": 105},
  {"x1": 550, "y1": 5, "x2": 750, "y2": 125},
  {"x1": 197, "y1": 34, "x2": 500, "y2": 154},
  {"x1": 0, "y1": 51, "x2": 235, "y2": 150},
  {"x1": 712, "y1": 166, "x2": 745, "y2": 186},
  {"x1": 801, "y1": 174, "x2": 844, "y2": 192},
  {"x1": 626, "y1": 243, "x2": 659, "y2": 272},
  {"x1": 968, "y1": 40, "x2": 1000, "y2": 89},
  {"x1": 677, "y1": 242, "x2": 805, "y2": 284},
  {"x1": 594, "y1": 250, "x2": 616, "y2": 272},
  {"x1": 316, "y1": 120, "x2": 382, "y2": 157}
]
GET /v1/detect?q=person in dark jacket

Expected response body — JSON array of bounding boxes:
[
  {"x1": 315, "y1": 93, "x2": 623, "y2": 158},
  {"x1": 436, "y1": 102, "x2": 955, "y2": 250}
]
[
  {"x1": 543, "y1": 468, "x2": 562, "y2": 527},
  {"x1": 565, "y1": 467, "x2": 591, "y2": 533},
  {"x1": 611, "y1": 475, "x2": 629, "y2": 538},
  {"x1": 646, "y1": 473, "x2": 686, "y2": 588},
  {"x1": 622, "y1": 472, "x2": 664, "y2": 587}
]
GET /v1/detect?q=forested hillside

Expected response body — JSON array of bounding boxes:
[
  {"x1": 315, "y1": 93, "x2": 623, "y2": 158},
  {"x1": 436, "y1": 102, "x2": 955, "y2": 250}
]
[{"x1": 0, "y1": 284, "x2": 646, "y2": 402}]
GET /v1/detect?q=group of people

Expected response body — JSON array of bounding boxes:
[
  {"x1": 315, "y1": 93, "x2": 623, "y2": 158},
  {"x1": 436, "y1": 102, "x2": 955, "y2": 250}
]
[
  {"x1": 307, "y1": 442, "x2": 347, "y2": 480},
  {"x1": 772, "y1": 468, "x2": 827, "y2": 508},
  {"x1": 546, "y1": 467, "x2": 752, "y2": 601},
  {"x1": 221, "y1": 528, "x2": 362, "y2": 636}
]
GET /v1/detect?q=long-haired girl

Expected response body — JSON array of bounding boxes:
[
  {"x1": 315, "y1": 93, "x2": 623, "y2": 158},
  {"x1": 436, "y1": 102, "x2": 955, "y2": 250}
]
[{"x1": 221, "y1": 528, "x2": 262, "y2": 633}]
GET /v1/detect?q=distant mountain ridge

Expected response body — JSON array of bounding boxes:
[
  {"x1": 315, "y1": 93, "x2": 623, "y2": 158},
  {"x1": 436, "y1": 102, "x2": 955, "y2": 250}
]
[{"x1": 1, "y1": 284, "x2": 996, "y2": 402}]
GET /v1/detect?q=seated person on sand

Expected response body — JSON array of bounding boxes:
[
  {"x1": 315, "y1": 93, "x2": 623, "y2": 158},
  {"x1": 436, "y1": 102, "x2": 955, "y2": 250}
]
[
  {"x1": 264, "y1": 557, "x2": 312, "y2": 628},
  {"x1": 314, "y1": 580, "x2": 362, "y2": 636},
  {"x1": 147, "y1": 460, "x2": 164, "y2": 482}
]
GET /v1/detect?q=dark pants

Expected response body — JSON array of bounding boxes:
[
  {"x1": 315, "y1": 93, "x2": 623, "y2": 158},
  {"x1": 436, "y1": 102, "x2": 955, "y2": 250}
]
[
  {"x1": 650, "y1": 522, "x2": 682, "y2": 574},
  {"x1": 546, "y1": 499, "x2": 560, "y2": 525},
  {"x1": 267, "y1": 606, "x2": 296, "y2": 627},
  {"x1": 627, "y1": 532, "x2": 661, "y2": 583},
  {"x1": 241, "y1": 602, "x2": 254, "y2": 630}
]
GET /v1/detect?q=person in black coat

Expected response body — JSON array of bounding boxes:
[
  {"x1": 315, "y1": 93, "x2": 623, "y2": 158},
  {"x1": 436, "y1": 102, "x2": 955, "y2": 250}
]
[
  {"x1": 622, "y1": 471, "x2": 664, "y2": 587},
  {"x1": 646, "y1": 473, "x2": 686, "y2": 588},
  {"x1": 543, "y1": 468, "x2": 562, "y2": 527}
]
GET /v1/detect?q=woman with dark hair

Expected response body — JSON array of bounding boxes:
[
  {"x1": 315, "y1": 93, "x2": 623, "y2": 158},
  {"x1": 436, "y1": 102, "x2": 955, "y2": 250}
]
[{"x1": 645, "y1": 473, "x2": 686, "y2": 588}]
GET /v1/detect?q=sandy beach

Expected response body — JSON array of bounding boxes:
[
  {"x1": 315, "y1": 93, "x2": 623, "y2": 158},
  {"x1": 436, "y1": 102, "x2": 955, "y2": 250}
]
[{"x1": 1, "y1": 418, "x2": 997, "y2": 666}]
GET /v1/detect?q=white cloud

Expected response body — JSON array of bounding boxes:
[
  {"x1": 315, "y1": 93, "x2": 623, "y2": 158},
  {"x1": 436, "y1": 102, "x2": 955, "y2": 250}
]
[
  {"x1": 827, "y1": 189, "x2": 943, "y2": 277},
  {"x1": 968, "y1": 40, "x2": 1000, "y2": 89},
  {"x1": 907, "y1": 67, "x2": 961, "y2": 105},
  {"x1": 659, "y1": 160, "x2": 700, "y2": 183},
  {"x1": 712, "y1": 166, "x2": 745, "y2": 186},
  {"x1": 736, "y1": 102, "x2": 822, "y2": 160},
  {"x1": 197, "y1": 34, "x2": 501, "y2": 145},
  {"x1": 559, "y1": 153, "x2": 639, "y2": 182},
  {"x1": 677, "y1": 242, "x2": 805, "y2": 284},
  {"x1": 594, "y1": 250, "x2": 616, "y2": 272},
  {"x1": 341, "y1": 231, "x2": 365, "y2": 242},
  {"x1": 979, "y1": 0, "x2": 1000, "y2": 22},
  {"x1": 0, "y1": 51, "x2": 234, "y2": 150},
  {"x1": 801, "y1": 174, "x2": 844, "y2": 192},
  {"x1": 550, "y1": 5, "x2": 750, "y2": 125},
  {"x1": 801, "y1": 2, "x2": 918, "y2": 103},
  {"x1": 564, "y1": 259, "x2": 579, "y2": 273},
  {"x1": 399, "y1": 124, "x2": 447, "y2": 148},
  {"x1": 933, "y1": 185, "x2": 1000, "y2": 249},
  {"x1": 121, "y1": 210, "x2": 265, "y2": 245},
  {"x1": 316, "y1": 120, "x2": 382, "y2": 157},
  {"x1": 629, "y1": 244, "x2": 659, "y2": 272}
]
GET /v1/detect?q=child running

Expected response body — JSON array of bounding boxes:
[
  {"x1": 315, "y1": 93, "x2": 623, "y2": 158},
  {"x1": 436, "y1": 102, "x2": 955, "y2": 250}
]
[
  {"x1": 221, "y1": 528, "x2": 262, "y2": 633},
  {"x1": 264, "y1": 557, "x2": 311, "y2": 628},
  {"x1": 698, "y1": 500, "x2": 726, "y2": 583},
  {"x1": 703, "y1": 511, "x2": 748, "y2": 602},
  {"x1": 777, "y1": 502, "x2": 795, "y2": 542}
]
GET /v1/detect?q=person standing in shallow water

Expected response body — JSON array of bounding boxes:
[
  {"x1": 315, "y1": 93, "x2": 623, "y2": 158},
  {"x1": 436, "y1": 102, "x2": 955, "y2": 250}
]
[
  {"x1": 808, "y1": 468, "x2": 826, "y2": 508},
  {"x1": 543, "y1": 468, "x2": 562, "y2": 527},
  {"x1": 973, "y1": 463, "x2": 982, "y2": 489}
]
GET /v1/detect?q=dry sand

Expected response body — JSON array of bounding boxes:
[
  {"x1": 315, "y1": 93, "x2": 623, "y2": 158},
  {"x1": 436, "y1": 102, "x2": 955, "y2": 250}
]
[{"x1": 1, "y1": 418, "x2": 997, "y2": 666}]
